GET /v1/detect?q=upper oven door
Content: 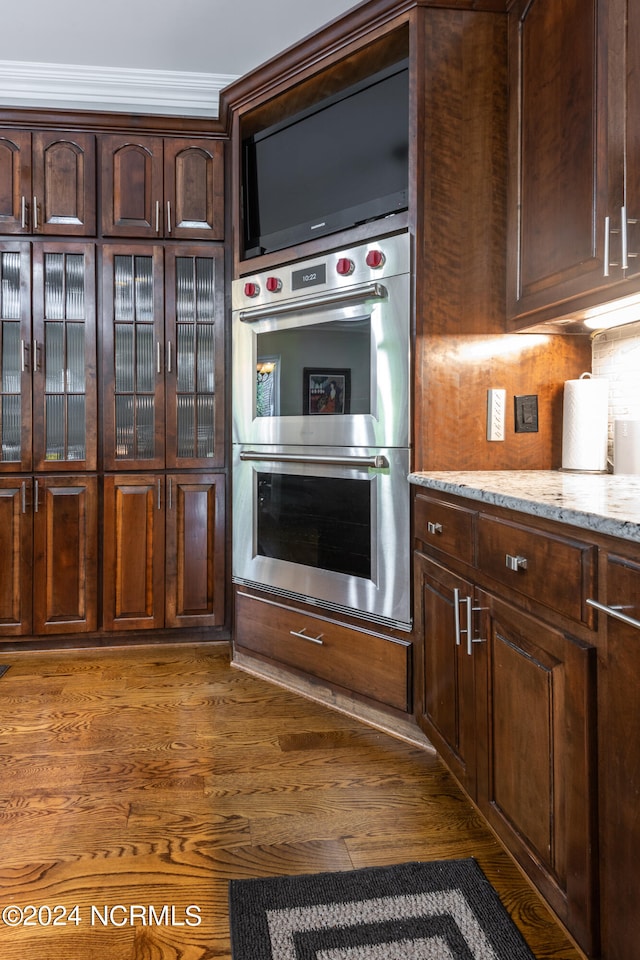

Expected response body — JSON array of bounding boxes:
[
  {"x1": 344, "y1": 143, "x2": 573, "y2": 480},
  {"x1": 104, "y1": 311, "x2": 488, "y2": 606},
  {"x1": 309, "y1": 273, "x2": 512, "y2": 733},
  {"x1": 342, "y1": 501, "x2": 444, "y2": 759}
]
[{"x1": 232, "y1": 265, "x2": 410, "y2": 449}]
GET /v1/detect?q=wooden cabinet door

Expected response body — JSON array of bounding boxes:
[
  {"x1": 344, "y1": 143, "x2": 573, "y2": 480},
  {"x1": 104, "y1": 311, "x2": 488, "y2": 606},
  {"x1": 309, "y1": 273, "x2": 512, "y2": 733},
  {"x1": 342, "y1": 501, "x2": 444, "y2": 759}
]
[
  {"x1": 507, "y1": 0, "x2": 610, "y2": 323},
  {"x1": 102, "y1": 474, "x2": 165, "y2": 631},
  {"x1": 165, "y1": 473, "x2": 225, "y2": 627},
  {"x1": 618, "y1": 0, "x2": 640, "y2": 280},
  {"x1": 0, "y1": 130, "x2": 31, "y2": 234},
  {"x1": 101, "y1": 245, "x2": 165, "y2": 470},
  {"x1": 414, "y1": 553, "x2": 477, "y2": 796},
  {"x1": 476, "y1": 591, "x2": 598, "y2": 956},
  {"x1": 31, "y1": 132, "x2": 95, "y2": 236},
  {"x1": 100, "y1": 134, "x2": 164, "y2": 237},
  {"x1": 0, "y1": 242, "x2": 32, "y2": 472},
  {"x1": 32, "y1": 476, "x2": 98, "y2": 634},
  {"x1": 164, "y1": 245, "x2": 225, "y2": 468},
  {"x1": 598, "y1": 553, "x2": 640, "y2": 960},
  {"x1": 0, "y1": 478, "x2": 32, "y2": 635},
  {"x1": 164, "y1": 139, "x2": 224, "y2": 240},
  {"x1": 31, "y1": 242, "x2": 97, "y2": 471}
]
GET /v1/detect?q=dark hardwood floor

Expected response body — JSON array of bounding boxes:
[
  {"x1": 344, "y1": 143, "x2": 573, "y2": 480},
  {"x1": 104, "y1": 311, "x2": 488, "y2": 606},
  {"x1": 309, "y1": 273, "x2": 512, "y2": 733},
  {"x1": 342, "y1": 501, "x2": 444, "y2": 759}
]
[{"x1": 0, "y1": 642, "x2": 586, "y2": 959}]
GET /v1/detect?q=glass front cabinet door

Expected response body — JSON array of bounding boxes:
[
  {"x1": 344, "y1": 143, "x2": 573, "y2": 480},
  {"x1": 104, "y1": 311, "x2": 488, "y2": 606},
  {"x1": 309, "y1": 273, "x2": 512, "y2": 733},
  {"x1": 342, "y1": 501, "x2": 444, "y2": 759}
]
[
  {"x1": 0, "y1": 241, "x2": 96, "y2": 473},
  {"x1": 102, "y1": 244, "x2": 224, "y2": 470}
]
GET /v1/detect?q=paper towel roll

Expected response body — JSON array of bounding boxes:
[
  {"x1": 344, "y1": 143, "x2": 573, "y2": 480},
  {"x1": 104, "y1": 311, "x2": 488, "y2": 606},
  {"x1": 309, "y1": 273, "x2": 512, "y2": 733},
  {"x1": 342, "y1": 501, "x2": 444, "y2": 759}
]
[
  {"x1": 561, "y1": 373, "x2": 609, "y2": 472},
  {"x1": 614, "y1": 419, "x2": 640, "y2": 474}
]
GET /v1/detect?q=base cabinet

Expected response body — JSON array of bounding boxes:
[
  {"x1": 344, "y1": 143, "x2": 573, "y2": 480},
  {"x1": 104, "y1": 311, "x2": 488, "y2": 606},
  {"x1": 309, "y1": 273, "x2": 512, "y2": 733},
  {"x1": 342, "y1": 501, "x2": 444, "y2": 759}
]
[
  {"x1": 476, "y1": 591, "x2": 597, "y2": 952},
  {"x1": 414, "y1": 488, "x2": 599, "y2": 956},
  {"x1": 102, "y1": 473, "x2": 225, "y2": 632},
  {"x1": 0, "y1": 475, "x2": 98, "y2": 636},
  {"x1": 598, "y1": 553, "x2": 640, "y2": 960},
  {"x1": 414, "y1": 555, "x2": 476, "y2": 795}
]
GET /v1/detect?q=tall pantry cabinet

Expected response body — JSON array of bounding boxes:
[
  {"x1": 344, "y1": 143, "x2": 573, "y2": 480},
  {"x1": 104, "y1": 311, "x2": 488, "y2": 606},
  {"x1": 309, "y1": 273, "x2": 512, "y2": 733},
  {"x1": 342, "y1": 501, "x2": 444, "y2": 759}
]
[{"x1": 0, "y1": 116, "x2": 227, "y2": 644}]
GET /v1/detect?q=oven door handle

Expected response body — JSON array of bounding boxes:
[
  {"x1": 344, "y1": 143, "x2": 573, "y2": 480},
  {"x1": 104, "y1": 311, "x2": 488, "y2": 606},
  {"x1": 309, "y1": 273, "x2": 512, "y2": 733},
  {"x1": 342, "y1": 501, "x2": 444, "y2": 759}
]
[
  {"x1": 240, "y1": 450, "x2": 389, "y2": 469},
  {"x1": 238, "y1": 281, "x2": 387, "y2": 322}
]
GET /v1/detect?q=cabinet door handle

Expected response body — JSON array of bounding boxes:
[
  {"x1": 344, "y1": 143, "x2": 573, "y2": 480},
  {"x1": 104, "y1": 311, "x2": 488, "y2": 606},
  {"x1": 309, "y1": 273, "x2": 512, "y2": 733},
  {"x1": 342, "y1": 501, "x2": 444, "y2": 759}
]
[
  {"x1": 157, "y1": 479, "x2": 162, "y2": 510},
  {"x1": 166, "y1": 201, "x2": 172, "y2": 234},
  {"x1": 168, "y1": 477, "x2": 172, "y2": 510},
  {"x1": 21, "y1": 481, "x2": 27, "y2": 514},
  {"x1": 505, "y1": 553, "x2": 527, "y2": 571},
  {"x1": 155, "y1": 199, "x2": 160, "y2": 233},
  {"x1": 21, "y1": 196, "x2": 27, "y2": 229},
  {"x1": 156, "y1": 341, "x2": 162, "y2": 374},
  {"x1": 32, "y1": 339, "x2": 38, "y2": 372},
  {"x1": 21, "y1": 339, "x2": 26, "y2": 373},
  {"x1": 427, "y1": 521, "x2": 443, "y2": 535},
  {"x1": 32, "y1": 195, "x2": 38, "y2": 231},
  {"x1": 622, "y1": 205, "x2": 629, "y2": 271},
  {"x1": 586, "y1": 597, "x2": 640, "y2": 631},
  {"x1": 166, "y1": 341, "x2": 172, "y2": 373},
  {"x1": 290, "y1": 628, "x2": 324, "y2": 646},
  {"x1": 34, "y1": 479, "x2": 39, "y2": 513},
  {"x1": 604, "y1": 215, "x2": 611, "y2": 277}
]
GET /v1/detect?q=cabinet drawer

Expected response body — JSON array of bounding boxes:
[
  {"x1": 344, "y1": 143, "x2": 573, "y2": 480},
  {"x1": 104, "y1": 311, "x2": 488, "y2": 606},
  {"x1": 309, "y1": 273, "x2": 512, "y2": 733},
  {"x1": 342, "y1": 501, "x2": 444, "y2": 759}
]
[
  {"x1": 477, "y1": 514, "x2": 596, "y2": 625},
  {"x1": 235, "y1": 592, "x2": 411, "y2": 712},
  {"x1": 414, "y1": 492, "x2": 476, "y2": 565}
]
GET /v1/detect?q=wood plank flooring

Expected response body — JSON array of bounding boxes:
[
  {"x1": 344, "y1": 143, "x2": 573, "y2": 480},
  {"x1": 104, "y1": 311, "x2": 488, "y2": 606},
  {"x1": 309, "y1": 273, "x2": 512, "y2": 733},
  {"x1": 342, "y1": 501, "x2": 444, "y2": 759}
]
[{"x1": 0, "y1": 642, "x2": 587, "y2": 960}]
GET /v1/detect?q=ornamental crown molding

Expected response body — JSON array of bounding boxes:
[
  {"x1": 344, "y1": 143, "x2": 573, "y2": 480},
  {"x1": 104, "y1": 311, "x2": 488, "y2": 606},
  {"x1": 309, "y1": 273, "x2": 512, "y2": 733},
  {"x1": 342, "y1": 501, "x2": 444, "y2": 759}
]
[{"x1": 0, "y1": 60, "x2": 238, "y2": 118}]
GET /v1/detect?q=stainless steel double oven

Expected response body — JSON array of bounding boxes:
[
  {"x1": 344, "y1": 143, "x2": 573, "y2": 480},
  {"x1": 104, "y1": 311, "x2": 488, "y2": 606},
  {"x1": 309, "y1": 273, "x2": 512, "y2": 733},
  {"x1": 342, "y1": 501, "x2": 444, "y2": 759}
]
[{"x1": 232, "y1": 232, "x2": 411, "y2": 629}]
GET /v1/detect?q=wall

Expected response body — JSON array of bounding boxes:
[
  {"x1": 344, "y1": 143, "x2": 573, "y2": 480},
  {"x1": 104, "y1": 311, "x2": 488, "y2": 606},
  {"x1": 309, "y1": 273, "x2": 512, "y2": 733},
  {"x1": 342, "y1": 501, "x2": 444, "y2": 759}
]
[{"x1": 591, "y1": 320, "x2": 640, "y2": 462}]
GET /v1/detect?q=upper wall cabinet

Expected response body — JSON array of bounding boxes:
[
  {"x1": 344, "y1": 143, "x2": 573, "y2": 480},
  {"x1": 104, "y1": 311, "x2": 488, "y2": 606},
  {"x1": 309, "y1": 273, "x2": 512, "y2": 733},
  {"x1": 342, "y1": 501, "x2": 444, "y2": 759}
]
[
  {"x1": 0, "y1": 130, "x2": 96, "y2": 236},
  {"x1": 508, "y1": 0, "x2": 640, "y2": 328},
  {"x1": 100, "y1": 135, "x2": 224, "y2": 240}
]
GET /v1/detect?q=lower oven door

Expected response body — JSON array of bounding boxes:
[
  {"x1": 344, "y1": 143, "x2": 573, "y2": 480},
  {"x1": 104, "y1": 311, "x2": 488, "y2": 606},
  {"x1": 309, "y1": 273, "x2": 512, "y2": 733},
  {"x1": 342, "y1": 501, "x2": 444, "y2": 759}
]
[{"x1": 232, "y1": 444, "x2": 411, "y2": 630}]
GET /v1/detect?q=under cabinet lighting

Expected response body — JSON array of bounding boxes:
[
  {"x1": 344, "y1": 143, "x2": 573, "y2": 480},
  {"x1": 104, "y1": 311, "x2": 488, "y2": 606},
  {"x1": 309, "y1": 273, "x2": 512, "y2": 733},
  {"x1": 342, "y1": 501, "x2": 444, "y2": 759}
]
[{"x1": 583, "y1": 295, "x2": 640, "y2": 330}]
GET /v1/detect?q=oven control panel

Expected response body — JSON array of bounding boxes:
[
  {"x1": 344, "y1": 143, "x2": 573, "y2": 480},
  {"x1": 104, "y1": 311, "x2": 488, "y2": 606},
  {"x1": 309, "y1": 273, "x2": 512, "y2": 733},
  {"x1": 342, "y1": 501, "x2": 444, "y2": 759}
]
[{"x1": 232, "y1": 232, "x2": 410, "y2": 311}]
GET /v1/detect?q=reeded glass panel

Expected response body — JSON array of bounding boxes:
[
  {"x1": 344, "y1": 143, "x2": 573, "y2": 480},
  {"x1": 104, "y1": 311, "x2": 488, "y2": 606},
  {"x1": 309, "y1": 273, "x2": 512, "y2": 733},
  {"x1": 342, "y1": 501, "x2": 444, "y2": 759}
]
[
  {"x1": 2, "y1": 321, "x2": 21, "y2": 394},
  {"x1": 174, "y1": 256, "x2": 216, "y2": 461},
  {"x1": 1, "y1": 252, "x2": 22, "y2": 319},
  {"x1": 45, "y1": 394, "x2": 65, "y2": 461},
  {"x1": 1, "y1": 252, "x2": 23, "y2": 462},
  {"x1": 197, "y1": 395, "x2": 214, "y2": 458},
  {"x1": 66, "y1": 395, "x2": 86, "y2": 460},
  {"x1": 42, "y1": 252, "x2": 88, "y2": 462},
  {"x1": 112, "y1": 255, "x2": 156, "y2": 460},
  {"x1": 1, "y1": 395, "x2": 21, "y2": 462}
]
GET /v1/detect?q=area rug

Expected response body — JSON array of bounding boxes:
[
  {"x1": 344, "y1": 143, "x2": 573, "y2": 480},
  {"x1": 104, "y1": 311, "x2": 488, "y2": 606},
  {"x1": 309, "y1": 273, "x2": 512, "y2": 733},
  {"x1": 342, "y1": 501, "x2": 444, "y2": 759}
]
[{"x1": 228, "y1": 858, "x2": 536, "y2": 959}]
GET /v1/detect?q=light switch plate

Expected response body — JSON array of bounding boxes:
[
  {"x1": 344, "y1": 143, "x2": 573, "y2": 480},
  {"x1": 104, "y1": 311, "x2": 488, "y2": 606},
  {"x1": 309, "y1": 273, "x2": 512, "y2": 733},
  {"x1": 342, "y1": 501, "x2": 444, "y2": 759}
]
[{"x1": 514, "y1": 394, "x2": 539, "y2": 433}]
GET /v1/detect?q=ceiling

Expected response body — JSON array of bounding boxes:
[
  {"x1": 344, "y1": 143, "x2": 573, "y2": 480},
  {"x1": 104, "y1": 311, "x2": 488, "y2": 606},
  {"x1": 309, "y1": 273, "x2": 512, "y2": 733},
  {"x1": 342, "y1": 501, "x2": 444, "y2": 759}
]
[{"x1": 0, "y1": 0, "x2": 361, "y2": 116}]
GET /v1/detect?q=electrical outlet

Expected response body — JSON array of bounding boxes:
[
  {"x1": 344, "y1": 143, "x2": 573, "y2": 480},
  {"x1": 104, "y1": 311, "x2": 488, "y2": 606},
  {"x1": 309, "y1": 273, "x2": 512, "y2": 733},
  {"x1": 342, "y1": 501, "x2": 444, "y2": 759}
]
[
  {"x1": 487, "y1": 388, "x2": 506, "y2": 441},
  {"x1": 514, "y1": 394, "x2": 539, "y2": 433}
]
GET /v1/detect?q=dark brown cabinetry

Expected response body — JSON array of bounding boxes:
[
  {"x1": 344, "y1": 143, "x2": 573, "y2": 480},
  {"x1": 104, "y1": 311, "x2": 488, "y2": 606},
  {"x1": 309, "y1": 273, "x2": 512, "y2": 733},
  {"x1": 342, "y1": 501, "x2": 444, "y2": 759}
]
[
  {"x1": 100, "y1": 134, "x2": 224, "y2": 240},
  {"x1": 102, "y1": 472, "x2": 225, "y2": 632},
  {"x1": 508, "y1": 0, "x2": 640, "y2": 326},
  {"x1": 101, "y1": 243, "x2": 225, "y2": 471},
  {"x1": 0, "y1": 240, "x2": 97, "y2": 473},
  {"x1": 413, "y1": 487, "x2": 598, "y2": 955},
  {"x1": 414, "y1": 555, "x2": 476, "y2": 795},
  {"x1": 595, "y1": 552, "x2": 640, "y2": 960},
  {"x1": 235, "y1": 590, "x2": 411, "y2": 713},
  {"x1": 0, "y1": 129, "x2": 95, "y2": 236},
  {"x1": 0, "y1": 475, "x2": 98, "y2": 636}
]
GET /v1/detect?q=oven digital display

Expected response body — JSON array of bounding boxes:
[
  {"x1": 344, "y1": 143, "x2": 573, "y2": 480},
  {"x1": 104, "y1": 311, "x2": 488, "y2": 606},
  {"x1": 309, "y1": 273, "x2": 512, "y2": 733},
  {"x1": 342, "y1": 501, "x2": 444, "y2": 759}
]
[{"x1": 291, "y1": 263, "x2": 326, "y2": 291}]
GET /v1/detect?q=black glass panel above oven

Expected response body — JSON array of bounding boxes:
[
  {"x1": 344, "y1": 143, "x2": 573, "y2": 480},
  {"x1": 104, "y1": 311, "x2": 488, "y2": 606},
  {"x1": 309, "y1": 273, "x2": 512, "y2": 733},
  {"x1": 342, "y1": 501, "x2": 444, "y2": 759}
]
[
  {"x1": 257, "y1": 472, "x2": 371, "y2": 579},
  {"x1": 256, "y1": 317, "x2": 370, "y2": 418}
]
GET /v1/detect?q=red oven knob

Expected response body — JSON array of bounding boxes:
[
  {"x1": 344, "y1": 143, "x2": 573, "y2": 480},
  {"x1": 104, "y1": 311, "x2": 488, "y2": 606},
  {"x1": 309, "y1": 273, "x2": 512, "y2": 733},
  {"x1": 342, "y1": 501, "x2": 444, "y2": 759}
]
[
  {"x1": 336, "y1": 257, "x2": 355, "y2": 276},
  {"x1": 366, "y1": 249, "x2": 385, "y2": 269},
  {"x1": 244, "y1": 281, "x2": 260, "y2": 298},
  {"x1": 265, "y1": 276, "x2": 282, "y2": 293}
]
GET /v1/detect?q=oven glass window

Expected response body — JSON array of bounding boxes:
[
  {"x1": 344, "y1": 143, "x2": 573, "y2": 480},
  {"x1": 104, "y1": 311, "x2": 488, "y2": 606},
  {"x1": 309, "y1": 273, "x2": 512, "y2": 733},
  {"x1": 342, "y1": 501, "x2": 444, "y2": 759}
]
[
  {"x1": 257, "y1": 472, "x2": 371, "y2": 578},
  {"x1": 256, "y1": 317, "x2": 371, "y2": 417}
]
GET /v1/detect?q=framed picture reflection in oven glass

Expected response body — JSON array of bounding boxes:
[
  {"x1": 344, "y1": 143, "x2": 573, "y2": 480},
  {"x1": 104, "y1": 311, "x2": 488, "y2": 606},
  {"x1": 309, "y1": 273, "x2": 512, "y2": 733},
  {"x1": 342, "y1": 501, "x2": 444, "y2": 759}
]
[{"x1": 303, "y1": 368, "x2": 351, "y2": 415}]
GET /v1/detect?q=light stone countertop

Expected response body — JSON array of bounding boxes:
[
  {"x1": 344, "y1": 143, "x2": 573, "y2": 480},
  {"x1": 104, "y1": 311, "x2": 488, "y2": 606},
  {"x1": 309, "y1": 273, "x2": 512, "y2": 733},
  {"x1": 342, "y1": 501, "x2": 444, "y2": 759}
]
[{"x1": 408, "y1": 470, "x2": 640, "y2": 544}]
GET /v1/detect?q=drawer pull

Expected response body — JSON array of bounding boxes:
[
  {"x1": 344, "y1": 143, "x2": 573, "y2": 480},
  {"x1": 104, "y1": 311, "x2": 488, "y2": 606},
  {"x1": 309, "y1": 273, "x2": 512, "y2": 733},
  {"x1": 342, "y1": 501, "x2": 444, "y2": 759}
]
[
  {"x1": 505, "y1": 553, "x2": 528, "y2": 572},
  {"x1": 586, "y1": 598, "x2": 640, "y2": 631},
  {"x1": 290, "y1": 628, "x2": 325, "y2": 646},
  {"x1": 427, "y1": 521, "x2": 443, "y2": 535}
]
